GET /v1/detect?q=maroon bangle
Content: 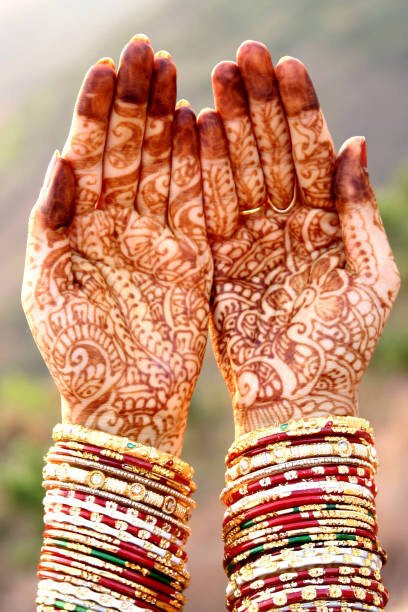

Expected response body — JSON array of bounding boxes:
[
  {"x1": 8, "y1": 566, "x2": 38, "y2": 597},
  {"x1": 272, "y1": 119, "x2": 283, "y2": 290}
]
[
  {"x1": 226, "y1": 426, "x2": 374, "y2": 465},
  {"x1": 37, "y1": 568, "x2": 160, "y2": 611},
  {"x1": 223, "y1": 491, "x2": 375, "y2": 529},
  {"x1": 43, "y1": 523, "x2": 188, "y2": 585},
  {"x1": 46, "y1": 487, "x2": 188, "y2": 542},
  {"x1": 44, "y1": 500, "x2": 186, "y2": 560},
  {"x1": 224, "y1": 468, "x2": 375, "y2": 505},
  {"x1": 52, "y1": 442, "x2": 192, "y2": 496},
  {"x1": 224, "y1": 507, "x2": 376, "y2": 541},
  {"x1": 236, "y1": 584, "x2": 386, "y2": 610},
  {"x1": 39, "y1": 547, "x2": 181, "y2": 604}
]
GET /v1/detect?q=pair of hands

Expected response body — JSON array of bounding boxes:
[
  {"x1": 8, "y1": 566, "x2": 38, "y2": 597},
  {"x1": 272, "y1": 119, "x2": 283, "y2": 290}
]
[{"x1": 21, "y1": 35, "x2": 400, "y2": 457}]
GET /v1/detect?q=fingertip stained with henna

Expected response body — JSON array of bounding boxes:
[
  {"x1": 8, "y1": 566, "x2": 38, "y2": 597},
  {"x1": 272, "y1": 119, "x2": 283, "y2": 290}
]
[
  {"x1": 41, "y1": 158, "x2": 76, "y2": 230},
  {"x1": 77, "y1": 63, "x2": 116, "y2": 120},
  {"x1": 276, "y1": 57, "x2": 320, "y2": 117},
  {"x1": 212, "y1": 62, "x2": 248, "y2": 119}
]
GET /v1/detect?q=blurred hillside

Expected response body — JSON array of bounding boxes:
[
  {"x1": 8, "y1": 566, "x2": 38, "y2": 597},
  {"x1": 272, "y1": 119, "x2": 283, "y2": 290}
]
[{"x1": 0, "y1": 0, "x2": 407, "y2": 610}]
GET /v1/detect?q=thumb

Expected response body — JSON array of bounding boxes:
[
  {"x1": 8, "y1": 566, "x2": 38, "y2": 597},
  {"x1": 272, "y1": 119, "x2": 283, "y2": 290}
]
[
  {"x1": 333, "y1": 136, "x2": 400, "y2": 302},
  {"x1": 22, "y1": 152, "x2": 76, "y2": 316}
]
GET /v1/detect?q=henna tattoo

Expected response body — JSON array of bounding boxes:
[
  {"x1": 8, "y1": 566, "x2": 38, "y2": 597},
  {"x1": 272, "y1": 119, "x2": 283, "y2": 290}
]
[
  {"x1": 237, "y1": 41, "x2": 295, "y2": 210},
  {"x1": 22, "y1": 41, "x2": 212, "y2": 456},
  {"x1": 276, "y1": 57, "x2": 336, "y2": 210},
  {"x1": 202, "y1": 47, "x2": 400, "y2": 437},
  {"x1": 212, "y1": 62, "x2": 266, "y2": 210}
]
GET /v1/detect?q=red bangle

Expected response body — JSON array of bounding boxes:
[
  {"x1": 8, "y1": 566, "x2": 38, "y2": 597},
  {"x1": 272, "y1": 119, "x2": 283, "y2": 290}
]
[{"x1": 226, "y1": 425, "x2": 374, "y2": 464}]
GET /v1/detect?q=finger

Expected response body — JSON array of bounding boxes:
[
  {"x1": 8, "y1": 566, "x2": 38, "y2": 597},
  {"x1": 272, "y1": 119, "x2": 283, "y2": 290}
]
[
  {"x1": 168, "y1": 102, "x2": 206, "y2": 248},
  {"x1": 102, "y1": 35, "x2": 154, "y2": 221},
  {"x1": 136, "y1": 50, "x2": 177, "y2": 223},
  {"x1": 198, "y1": 108, "x2": 239, "y2": 240},
  {"x1": 22, "y1": 152, "x2": 76, "y2": 316},
  {"x1": 212, "y1": 61, "x2": 266, "y2": 212},
  {"x1": 333, "y1": 136, "x2": 400, "y2": 300},
  {"x1": 62, "y1": 58, "x2": 116, "y2": 216},
  {"x1": 276, "y1": 56, "x2": 336, "y2": 210},
  {"x1": 237, "y1": 40, "x2": 296, "y2": 210}
]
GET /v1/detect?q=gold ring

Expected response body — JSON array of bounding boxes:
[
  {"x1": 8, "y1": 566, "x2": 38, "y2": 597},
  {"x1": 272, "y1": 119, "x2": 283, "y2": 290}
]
[
  {"x1": 268, "y1": 183, "x2": 297, "y2": 214},
  {"x1": 240, "y1": 205, "x2": 264, "y2": 216}
]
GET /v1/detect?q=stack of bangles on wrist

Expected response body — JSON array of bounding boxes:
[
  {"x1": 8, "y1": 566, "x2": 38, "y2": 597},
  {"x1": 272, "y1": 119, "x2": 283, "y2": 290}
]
[
  {"x1": 36, "y1": 423, "x2": 196, "y2": 612},
  {"x1": 220, "y1": 416, "x2": 388, "y2": 611}
]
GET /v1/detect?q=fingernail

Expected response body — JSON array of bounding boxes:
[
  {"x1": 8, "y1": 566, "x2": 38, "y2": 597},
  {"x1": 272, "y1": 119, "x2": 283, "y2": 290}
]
[
  {"x1": 131, "y1": 33, "x2": 151, "y2": 43},
  {"x1": 44, "y1": 149, "x2": 60, "y2": 187},
  {"x1": 277, "y1": 55, "x2": 296, "y2": 65},
  {"x1": 155, "y1": 50, "x2": 172, "y2": 59},
  {"x1": 96, "y1": 57, "x2": 115, "y2": 68},
  {"x1": 360, "y1": 137, "x2": 367, "y2": 169},
  {"x1": 176, "y1": 99, "x2": 191, "y2": 108}
]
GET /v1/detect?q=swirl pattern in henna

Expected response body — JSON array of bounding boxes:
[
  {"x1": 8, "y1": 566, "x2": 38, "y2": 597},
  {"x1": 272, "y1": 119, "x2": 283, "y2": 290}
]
[
  {"x1": 201, "y1": 46, "x2": 400, "y2": 436},
  {"x1": 22, "y1": 40, "x2": 212, "y2": 456}
]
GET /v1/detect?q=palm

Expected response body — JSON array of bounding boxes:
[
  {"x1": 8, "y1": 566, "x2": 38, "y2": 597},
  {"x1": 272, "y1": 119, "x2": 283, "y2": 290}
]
[
  {"x1": 22, "y1": 38, "x2": 211, "y2": 454},
  {"x1": 199, "y1": 42, "x2": 399, "y2": 435}
]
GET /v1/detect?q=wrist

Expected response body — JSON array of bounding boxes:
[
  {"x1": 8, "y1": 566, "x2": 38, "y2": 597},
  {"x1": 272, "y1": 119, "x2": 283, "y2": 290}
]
[{"x1": 233, "y1": 394, "x2": 359, "y2": 438}]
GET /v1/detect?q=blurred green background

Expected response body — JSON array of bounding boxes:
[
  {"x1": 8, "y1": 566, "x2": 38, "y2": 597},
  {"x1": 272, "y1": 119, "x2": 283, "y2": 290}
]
[{"x1": 0, "y1": 0, "x2": 407, "y2": 609}]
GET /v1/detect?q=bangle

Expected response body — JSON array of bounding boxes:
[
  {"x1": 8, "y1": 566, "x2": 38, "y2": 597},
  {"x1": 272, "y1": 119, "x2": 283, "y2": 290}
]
[
  {"x1": 39, "y1": 425, "x2": 194, "y2": 610},
  {"x1": 221, "y1": 416, "x2": 386, "y2": 610},
  {"x1": 37, "y1": 579, "x2": 144, "y2": 612},
  {"x1": 43, "y1": 463, "x2": 192, "y2": 521},
  {"x1": 52, "y1": 440, "x2": 194, "y2": 493},
  {"x1": 43, "y1": 480, "x2": 190, "y2": 534},
  {"x1": 226, "y1": 439, "x2": 377, "y2": 482},
  {"x1": 226, "y1": 416, "x2": 374, "y2": 463},
  {"x1": 53, "y1": 423, "x2": 194, "y2": 482},
  {"x1": 45, "y1": 488, "x2": 189, "y2": 541}
]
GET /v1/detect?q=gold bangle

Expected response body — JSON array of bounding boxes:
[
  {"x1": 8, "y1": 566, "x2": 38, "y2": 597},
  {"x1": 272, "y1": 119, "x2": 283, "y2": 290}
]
[
  {"x1": 43, "y1": 480, "x2": 191, "y2": 534},
  {"x1": 46, "y1": 452, "x2": 194, "y2": 506},
  {"x1": 227, "y1": 415, "x2": 374, "y2": 462},
  {"x1": 53, "y1": 423, "x2": 194, "y2": 482},
  {"x1": 240, "y1": 205, "x2": 264, "y2": 216},
  {"x1": 43, "y1": 462, "x2": 191, "y2": 521},
  {"x1": 226, "y1": 439, "x2": 377, "y2": 482}
]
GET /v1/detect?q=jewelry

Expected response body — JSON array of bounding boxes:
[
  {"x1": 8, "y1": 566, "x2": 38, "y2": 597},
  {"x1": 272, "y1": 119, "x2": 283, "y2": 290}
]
[
  {"x1": 240, "y1": 205, "x2": 264, "y2": 216},
  {"x1": 267, "y1": 183, "x2": 297, "y2": 214}
]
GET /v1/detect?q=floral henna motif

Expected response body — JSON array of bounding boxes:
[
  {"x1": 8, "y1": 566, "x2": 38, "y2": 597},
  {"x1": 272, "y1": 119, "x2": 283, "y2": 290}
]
[
  {"x1": 200, "y1": 45, "x2": 400, "y2": 437},
  {"x1": 22, "y1": 39, "x2": 212, "y2": 456}
]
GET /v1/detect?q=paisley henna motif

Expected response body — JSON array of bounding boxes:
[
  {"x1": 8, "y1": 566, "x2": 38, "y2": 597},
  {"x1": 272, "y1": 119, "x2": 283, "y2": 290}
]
[
  {"x1": 22, "y1": 38, "x2": 212, "y2": 456},
  {"x1": 200, "y1": 43, "x2": 400, "y2": 437}
]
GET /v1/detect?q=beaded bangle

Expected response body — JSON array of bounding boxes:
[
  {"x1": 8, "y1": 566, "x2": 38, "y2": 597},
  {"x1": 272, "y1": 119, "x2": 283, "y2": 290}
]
[
  {"x1": 45, "y1": 488, "x2": 189, "y2": 541},
  {"x1": 43, "y1": 463, "x2": 192, "y2": 521},
  {"x1": 52, "y1": 441, "x2": 194, "y2": 493},
  {"x1": 43, "y1": 480, "x2": 190, "y2": 534},
  {"x1": 43, "y1": 491, "x2": 184, "y2": 547},
  {"x1": 223, "y1": 456, "x2": 375, "y2": 492},
  {"x1": 47, "y1": 451, "x2": 194, "y2": 504},
  {"x1": 226, "y1": 439, "x2": 377, "y2": 482}
]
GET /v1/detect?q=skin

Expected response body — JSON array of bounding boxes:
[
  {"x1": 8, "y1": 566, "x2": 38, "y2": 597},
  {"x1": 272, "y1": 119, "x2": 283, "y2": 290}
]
[
  {"x1": 21, "y1": 36, "x2": 212, "y2": 456},
  {"x1": 198, "y1": 41, "x2": 400, "y2": 438}
]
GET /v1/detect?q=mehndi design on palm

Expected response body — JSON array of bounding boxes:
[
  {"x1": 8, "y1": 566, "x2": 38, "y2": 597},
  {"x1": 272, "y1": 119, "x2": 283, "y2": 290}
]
[
  {"x1": 22, "y1": 36, "x2": 212, "y2": 455},
  {"x1": 198, "y1": 41, "x2": 400, "y2": 437}
]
